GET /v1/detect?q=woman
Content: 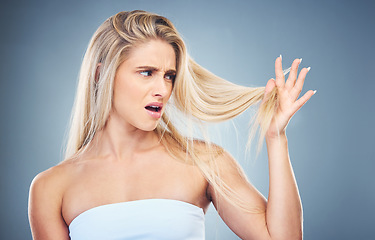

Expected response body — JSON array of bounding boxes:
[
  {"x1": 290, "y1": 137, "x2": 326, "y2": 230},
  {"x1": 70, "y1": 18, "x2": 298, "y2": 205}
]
[{"x1": 28, "y1": 10, "x2": 315, "y2": 240}]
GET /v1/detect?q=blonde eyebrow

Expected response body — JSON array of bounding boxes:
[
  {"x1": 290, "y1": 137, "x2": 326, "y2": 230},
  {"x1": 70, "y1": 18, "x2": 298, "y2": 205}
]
[{"x1": 136, "y1": 66, "x2": 176, "y2": 73}]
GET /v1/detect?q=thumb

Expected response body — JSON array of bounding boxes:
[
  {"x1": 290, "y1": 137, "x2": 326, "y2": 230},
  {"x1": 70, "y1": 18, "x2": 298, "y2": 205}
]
[{"x1": 261, "y1": 78, "x2": 276, "y2": 105}]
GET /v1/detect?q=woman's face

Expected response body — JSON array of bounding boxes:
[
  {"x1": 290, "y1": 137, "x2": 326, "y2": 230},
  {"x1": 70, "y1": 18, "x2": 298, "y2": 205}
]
[{"x1": 112, "y1": 39, "x2": 176, "y2": 132}]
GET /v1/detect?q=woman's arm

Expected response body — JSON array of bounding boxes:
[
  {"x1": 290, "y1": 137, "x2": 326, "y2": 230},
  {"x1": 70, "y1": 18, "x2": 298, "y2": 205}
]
[
  {"x1": 263, "y1": 56, "x2": 314, "y2": 239},
  {"x1": 28, "y1": 167, "x2": 70, "y2": 240},
  {"x1": 265, "y1": 133, "x2": 302, "y2": 239},
  {"x1": 208, "y1": 57, "x2": 314, "y2": 240}
]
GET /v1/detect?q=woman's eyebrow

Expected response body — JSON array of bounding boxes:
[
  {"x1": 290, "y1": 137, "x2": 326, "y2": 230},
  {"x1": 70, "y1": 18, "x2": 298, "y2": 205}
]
[
  {"x1": 165, "y1": 69, "x2": 176, "y2": 75},
  {"x1": 136, "y1": 66, "x2": 158, "y2": 71},
  {"x1": 136, "y1": 66, "x2": 176, "y2": 73}
]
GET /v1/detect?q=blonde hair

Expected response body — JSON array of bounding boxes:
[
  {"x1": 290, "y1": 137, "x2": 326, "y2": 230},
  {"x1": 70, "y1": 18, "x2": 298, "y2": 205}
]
[{"x1": 65, "y1": 10, "x2": 278, "y2": 212}]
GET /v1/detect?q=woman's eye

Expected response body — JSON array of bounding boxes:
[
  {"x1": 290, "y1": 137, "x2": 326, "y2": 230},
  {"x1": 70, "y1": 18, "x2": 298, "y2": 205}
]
[
  {"x1": 140, "y1": 70, "x2": 152, "y2": 77},
  {"x1": 165, "y1": 74, "x2": 176, "y2": 81}
]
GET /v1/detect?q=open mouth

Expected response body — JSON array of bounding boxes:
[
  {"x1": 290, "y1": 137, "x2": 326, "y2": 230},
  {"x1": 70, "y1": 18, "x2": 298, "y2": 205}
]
[{"x1": 145, "y1": 106, "x2": 161, "y2": 112}]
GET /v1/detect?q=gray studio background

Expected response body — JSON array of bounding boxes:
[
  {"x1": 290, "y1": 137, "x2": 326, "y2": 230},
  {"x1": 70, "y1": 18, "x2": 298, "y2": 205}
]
[{"x1": 1, "y1": 0, "x2": 374, "y2": 239}]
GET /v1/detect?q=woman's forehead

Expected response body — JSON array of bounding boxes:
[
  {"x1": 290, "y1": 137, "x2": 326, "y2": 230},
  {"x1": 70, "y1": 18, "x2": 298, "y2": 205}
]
[{"x1": 124, "y1": 39, "x2": 176, "y2": 70}]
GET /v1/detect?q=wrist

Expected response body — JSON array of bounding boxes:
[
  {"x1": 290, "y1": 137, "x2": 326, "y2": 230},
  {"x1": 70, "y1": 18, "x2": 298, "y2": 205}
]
[{"x1": 265, "y1": 131, "x2": 287, "y2": 142}]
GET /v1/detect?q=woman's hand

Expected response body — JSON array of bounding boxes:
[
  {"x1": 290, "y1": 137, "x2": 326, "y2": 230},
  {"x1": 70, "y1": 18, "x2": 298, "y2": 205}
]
[{"x1": 264, "y1": 56, "x2": 315, "y2": 138}]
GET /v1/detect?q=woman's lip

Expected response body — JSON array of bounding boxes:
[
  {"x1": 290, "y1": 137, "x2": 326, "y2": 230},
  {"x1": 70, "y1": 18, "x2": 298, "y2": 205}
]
[
  {"x1": 144, "y1": 102, "x2": 163, "y2": 119},
  {"x1": 145, "y1": 102, "x2": 163, "y2": 109},
  {"x1": 145, "y1": 108, "x2": 162, "y2": 119}
]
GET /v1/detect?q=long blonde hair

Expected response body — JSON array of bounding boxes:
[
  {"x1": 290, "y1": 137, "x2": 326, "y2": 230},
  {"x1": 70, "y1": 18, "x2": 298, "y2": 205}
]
[{"x1": 65, "y1": 10, "x2": 278, "y2": 212}]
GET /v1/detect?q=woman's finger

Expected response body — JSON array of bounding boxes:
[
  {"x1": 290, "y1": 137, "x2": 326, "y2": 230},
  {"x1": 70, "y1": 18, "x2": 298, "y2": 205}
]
[
  {"x1": 261, "y1": 78, "x2": 276, "y2": 105},
  {"x1": 292, "y1": 67, "x2": 310, "y2": 99},
  {"x1": 275, "y1": 56, "x2": 285, "y2": 88},
  {"x1": 285, "y1": 58, "x2": 302, "y2": 89},
  {"x1": 293, "y1": 89, "x2": 315, "y2": 113}
]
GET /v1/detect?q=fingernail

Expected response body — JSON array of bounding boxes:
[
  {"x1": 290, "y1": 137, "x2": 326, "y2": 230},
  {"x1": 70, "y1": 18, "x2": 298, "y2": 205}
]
[
  {"x1": 299, "y1": 58, "x2": 303, "y2": 64},
  {"x1": 280, "y1": 54, "x2": 282, "y2": 60},
  {"x1": 313, "y1": 90, "x2": 317, "y2": 94},
  {"x1": 307, "y1": 67, "x2": 311, "y2": 71}
]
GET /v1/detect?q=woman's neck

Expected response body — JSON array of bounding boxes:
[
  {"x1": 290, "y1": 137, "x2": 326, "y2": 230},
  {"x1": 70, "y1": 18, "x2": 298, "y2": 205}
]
[{"x1": 87, "y1": 114, "x2": 161, "y2": 162}]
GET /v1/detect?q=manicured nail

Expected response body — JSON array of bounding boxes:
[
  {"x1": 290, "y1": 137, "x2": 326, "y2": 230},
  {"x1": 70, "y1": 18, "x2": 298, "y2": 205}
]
[
  {"x1": 307, "y1": 67, "x2": 311, "y2": 71},
  {"x1": 280, "y1": 54, "x2": 282, "y2": 60},
  {"x1": 313, "y1": 90, "x2": 317, "y2": 94},
  {"x1": 299, "y1": 58, "x2": 303, "y2": 64}
]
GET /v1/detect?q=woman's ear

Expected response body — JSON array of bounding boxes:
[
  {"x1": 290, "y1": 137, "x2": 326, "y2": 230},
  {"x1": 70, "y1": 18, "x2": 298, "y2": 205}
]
[{"x1": 95, "y1": 63, "x2": 102, "y2": 82}]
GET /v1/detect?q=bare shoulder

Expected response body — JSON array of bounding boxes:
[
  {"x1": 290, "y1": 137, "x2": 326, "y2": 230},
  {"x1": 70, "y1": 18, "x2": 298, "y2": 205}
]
[
  {"x1": 200, "y1": 143, "x2": 269, "y2": 239},
  {"x1": 30, "y1": 160, "x2": 76, "y2": 196},
  {"x1": 29, "y1": 160, "x2": 78, "y2": 239},
  {"x1": 192, "y1": 139, "x2": 249, "y2": 194},
  {"x1": 29, "y1": 159, "x2": 83, "y2": 211},
  {"x1": 192, "y1": 139, "x2": 226, "y2": 156},
  {"x1": 193, "y1": 139, "x2": 241, "y2": 170},
  {"x1": 29, "y1": 160, "x2": 78, "y2": 219}
]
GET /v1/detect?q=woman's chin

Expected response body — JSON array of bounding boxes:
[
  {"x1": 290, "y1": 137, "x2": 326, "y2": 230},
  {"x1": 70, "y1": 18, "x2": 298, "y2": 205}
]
[{"x1": 137, "y1": 122, "x2": 160, "y2": 132}]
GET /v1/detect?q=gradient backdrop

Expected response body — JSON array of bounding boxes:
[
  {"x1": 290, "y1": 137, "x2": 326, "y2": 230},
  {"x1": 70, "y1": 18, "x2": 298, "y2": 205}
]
[{"x1": 1, "y1": 0, "x2": 374, "y2": 239}]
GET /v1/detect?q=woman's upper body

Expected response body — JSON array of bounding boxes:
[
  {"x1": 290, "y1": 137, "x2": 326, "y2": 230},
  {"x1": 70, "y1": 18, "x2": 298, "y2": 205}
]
[
  {"x1": 28, "y1": 130, "x2": 269, "y2": 240},
  {"x1": 29, "y1": 10, "x2": 314, "y2": 240}
]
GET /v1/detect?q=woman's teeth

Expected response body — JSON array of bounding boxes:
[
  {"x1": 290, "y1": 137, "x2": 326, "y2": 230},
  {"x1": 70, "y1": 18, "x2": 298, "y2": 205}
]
[{"x1": 145, "y1": 106, "x2": 160, "y2": 112}]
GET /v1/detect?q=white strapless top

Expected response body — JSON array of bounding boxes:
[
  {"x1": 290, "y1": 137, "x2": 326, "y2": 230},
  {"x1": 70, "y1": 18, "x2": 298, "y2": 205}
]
[{"x1": 68, "y1": 199, "x2": 205, "y2": 240}]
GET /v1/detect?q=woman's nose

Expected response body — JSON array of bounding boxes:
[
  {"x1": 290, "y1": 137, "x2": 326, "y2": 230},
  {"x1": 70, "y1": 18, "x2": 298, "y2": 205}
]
[{"x1": 153, "y1": 75, "x2": 170, "y2": 98}]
